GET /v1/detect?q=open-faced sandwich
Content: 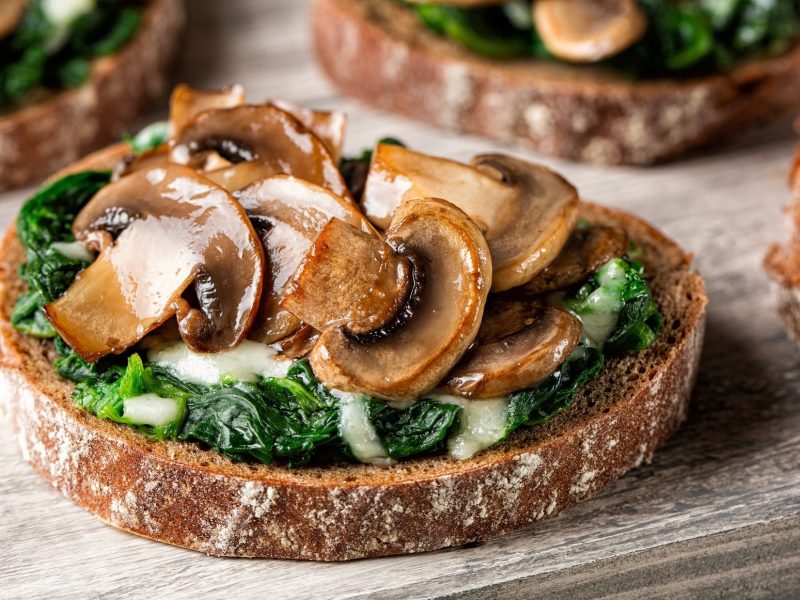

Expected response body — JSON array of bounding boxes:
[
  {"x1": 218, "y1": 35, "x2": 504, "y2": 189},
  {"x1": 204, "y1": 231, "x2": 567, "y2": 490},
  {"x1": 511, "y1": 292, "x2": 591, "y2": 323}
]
[
  {"x1": 765, "y1": 121, "x2": 800, "y2": 341},
  {"x1": 312, "y1": 0, "x2": 800, "y2": 165},
  {"x1": 0, "y1": 0, "x2": 184, "y2": 191},
  {"x1": 0, "y1": 85, "x2": 707, "y2": 560}
]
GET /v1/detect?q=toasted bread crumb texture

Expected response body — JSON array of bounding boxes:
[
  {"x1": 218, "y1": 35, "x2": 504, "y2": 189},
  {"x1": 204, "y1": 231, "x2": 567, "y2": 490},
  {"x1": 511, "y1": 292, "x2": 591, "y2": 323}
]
[
  {"x1": 0, "y1": 148, "x2": 707, "y2": 559},
  {"x1": 0, "y1": 0, "x2": 185, "y2": 192},
  {"x1": 312, "y1": 0, "x2": 800, "y2": 165}
]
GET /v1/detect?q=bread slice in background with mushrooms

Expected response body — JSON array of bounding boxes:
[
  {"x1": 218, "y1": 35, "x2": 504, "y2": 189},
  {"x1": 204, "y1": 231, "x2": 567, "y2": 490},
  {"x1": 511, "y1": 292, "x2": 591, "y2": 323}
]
[
  {"x1": 764, "y1": 123, "x2": 800, "y2": 342},
  {"x1": 312, "y1": 0, "x2": 800, "y2": 165},
  {"x1": 0, "y1": 0, "x2": 184, "y2": 191},
  {"x1": 0, "y1": 86, "x2": 707, "y2": 560}
]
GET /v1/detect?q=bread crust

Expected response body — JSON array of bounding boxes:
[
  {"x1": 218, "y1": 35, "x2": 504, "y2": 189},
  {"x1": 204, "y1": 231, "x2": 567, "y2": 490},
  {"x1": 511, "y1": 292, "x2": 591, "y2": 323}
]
[
  {"x1": 0, "y1": 0, "x2": 185, "y2": 191},
  {"x1": 312, "y1": 0, "x2": 800, "y2": 165},
  {"x1": 0, "y1": 145, "x2": 707, "y2": 560}
]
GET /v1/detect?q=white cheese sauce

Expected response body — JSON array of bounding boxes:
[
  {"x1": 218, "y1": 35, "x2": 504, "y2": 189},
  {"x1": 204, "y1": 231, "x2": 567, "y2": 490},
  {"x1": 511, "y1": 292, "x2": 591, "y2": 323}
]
[
  {"x1": 333, "y1": 390, "x2": 392, "y2": 466},
  {"x1": 50, "y1": 241, "x2": 93, "y2": 262},
  {"x1": 147, "y1": 339, "x2": 291, "y2": 386},
  {"x1": 430, "y1": 394, "x2": 510, "y2": 460},
  {"x1": 123, "y1": 393, "x2": 179, "y2": 428}
]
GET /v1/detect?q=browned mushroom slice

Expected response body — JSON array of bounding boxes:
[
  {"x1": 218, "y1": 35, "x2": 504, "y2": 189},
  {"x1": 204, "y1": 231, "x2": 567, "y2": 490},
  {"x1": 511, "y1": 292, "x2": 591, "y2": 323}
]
[
  {"x1": 236, "y1": 176, "x2": 375, "y2": 343},
  {"x1": 169, "y1": 84, "x2": 246, "y2": 136},
  {"x1": 273, "y1": 324, "x2": 319, "y2": 360},
  {"x1": 282, "y1": 218, "x2": 413, "y2": 335},
  {"x1": 0, "y1": 0, "x2": 26, "y2": 38},
  {"x1": 533, "y1": 0, "x2": 648, "y2": 63},
  {"x1": 171, "y1": 104, "x2": 350, "y2": 198},
  {"x1": 45, "y1": 165, "x2": 264, "y2": 362},
  {"x1": 271, "y1": 100, "x2": 347, "y2": 164},
  {"x1": 310, "y1": 198, "x2": 491, "y2": 402},
  {"x1": 523, "y1": 225, "x2": 628, "y2": 295},
  {"x1": 362, "y1": 144, "x2": 578, "y2": 291},
  {"x1": 442, "y1": 297, "x2": 581, "y2": 399}
]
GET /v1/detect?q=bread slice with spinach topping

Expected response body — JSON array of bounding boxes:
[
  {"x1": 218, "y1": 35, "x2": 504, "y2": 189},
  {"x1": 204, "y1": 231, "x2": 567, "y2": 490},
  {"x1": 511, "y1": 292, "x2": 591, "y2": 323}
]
[{"x1": 0, "y1": 133, "x2": 706, "y2": 559}]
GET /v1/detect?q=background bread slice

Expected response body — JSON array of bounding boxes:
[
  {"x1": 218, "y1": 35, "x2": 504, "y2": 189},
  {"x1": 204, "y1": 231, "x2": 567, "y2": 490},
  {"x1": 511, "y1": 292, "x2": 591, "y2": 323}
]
[
  {"x1": 312, "y1": 0, "x2": 800, "y2": 166},
  {"x1": 765, "y1": 142, "x2": 800, "y2": 342},
  {"x1": 0, "y1": 145, "x2": 707, "y2": 560},
  {"x1": 0, "y1": 0, "x2": 185, "y2": 192}
]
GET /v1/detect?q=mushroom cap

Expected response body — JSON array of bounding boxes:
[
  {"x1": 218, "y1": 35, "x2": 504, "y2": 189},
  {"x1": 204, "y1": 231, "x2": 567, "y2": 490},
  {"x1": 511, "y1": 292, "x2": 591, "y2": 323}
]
[
  {"x1": 523, "y1": 224, "x2": 628, "y2": 295},
  {"x1": 171, "y1": 104, "x2": 350, "y2": 198},
  {"x1": 235, "y1": 175, "x2": 374, "y2": 343},
  {"x1": 281, "y1": 217, "x2": 413, "y2": 336},
  {"x1": 310, "y1": 197, "x2": 492, "y2": 402},
  {"x1": 533, "y1": 0, "x2": 648, "y2": 63},
  {"x1": 442, "y1": 296, "x2": 581, "y2": 399},
  {"x1": 362, "y1": 144, "x2": 578, "y2": 291},
  {"x1": 271, "y1": 99, "x2": 347, "y2": 164},
  {"x1": 45, "y1": 165, "x2": 264, "y2": 361},
  {"x1": 169, "y1": 84, "x2": 246, "y2": 136}
]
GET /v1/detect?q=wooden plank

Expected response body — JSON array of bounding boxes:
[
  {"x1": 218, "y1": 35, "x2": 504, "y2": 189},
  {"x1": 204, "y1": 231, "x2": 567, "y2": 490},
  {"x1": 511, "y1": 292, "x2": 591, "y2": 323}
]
[{"x1": 1, "y1": 0, "x2": 799, "y2": 597}]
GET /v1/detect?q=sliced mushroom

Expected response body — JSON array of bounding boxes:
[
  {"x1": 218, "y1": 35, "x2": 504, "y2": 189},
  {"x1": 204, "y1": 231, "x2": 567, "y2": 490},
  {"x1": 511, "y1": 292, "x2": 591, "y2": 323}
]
[
  {"x1": 310, "y1": 198, "x2": 492, "y2": 402},
  {"x1": 533, "y1": 0, "x2": 648, "y2": 63},
  {"x1": 272, "y1": 324, "x2": 319, "y2": 360},
  {"x1": 281, "y1": 218, "x2": 413, "y2": 336},
  {"x1": 45, "y1": 165, "x2": 264, "y2": 361},
  {"x1": 523, "y1": 225, "x2": 628, "y2": 295},
  {"x1": 236, "y1": 176, "x2": 375, "y2": 343},
  {"x1": 271, "y1": 99, "x2": 347, "y2": 164},
  {"x1": 171, "y1": 104, "x2": 350, "y2": 198},
  {"x1": 442, "y1": 296, "x2": 581, "y2": 398},
  {"x1": 362, "y1": 144, "x2": 578, "y2": 291},
  {"x1": 0, "y1": 0, "x2": 25, "y2": 39},
  {"x1": 169, "y1": 84, "x2": 246, "y2": 136}
]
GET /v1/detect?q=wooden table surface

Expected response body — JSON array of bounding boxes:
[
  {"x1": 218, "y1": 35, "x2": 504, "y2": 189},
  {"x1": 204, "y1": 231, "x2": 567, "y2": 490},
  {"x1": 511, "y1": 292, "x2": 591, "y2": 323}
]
[{"x1": 1, "y1": 1, "x2": 799, "y2": 598}]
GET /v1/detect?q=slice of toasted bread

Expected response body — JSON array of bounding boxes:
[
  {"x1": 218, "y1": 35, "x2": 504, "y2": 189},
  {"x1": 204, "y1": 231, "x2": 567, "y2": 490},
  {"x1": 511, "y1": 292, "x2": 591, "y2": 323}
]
[
  {"x1": 311, "y1": 0, "x2": 800, "y2": 165},
  {"x1": 764, "y1": 143, "x2": 800, "y2": 342},
  {"x1": 0, "y1": 145, "x2": 707, "y2": 560},
  {"x1": 0, "y1": 0, "x2": 185, "y2": 192}
]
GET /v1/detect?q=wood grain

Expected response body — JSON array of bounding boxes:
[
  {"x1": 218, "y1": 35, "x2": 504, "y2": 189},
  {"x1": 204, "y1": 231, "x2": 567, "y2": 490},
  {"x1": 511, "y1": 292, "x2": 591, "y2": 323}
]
[{"x1": 1, "y1": 0, "x2": 799, "y2": 597}]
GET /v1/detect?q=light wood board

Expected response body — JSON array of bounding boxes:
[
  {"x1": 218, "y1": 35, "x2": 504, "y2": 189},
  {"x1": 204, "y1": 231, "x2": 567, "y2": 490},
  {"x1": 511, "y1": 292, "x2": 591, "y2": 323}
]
[{"x1": 1, "y1": 1, "x2": 799, "y2": 598}]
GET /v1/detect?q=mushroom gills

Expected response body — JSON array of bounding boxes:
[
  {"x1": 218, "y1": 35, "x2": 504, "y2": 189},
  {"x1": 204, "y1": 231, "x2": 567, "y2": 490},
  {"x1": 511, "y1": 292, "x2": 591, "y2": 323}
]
[
  {"x1": 523, "y1": 224, "x2": 628, "y2": 295},
  {"x1": 172, "y1": 104, "x2": 351, "y2": 198},
  {"x1": 310, "y1": 197, "x2": 492, "y2": 402},
  {"x1": 281, "y1": 218, "x2": 414, "y2": 338},
  {"x1": 442, "y1": 296, "x2": 581, "y2": 399},
  {"x1": 533, "y1": 0, "x2": 648, "y2": 63},
  {"x1": 236, "y1": 175, "x2": 374, "y2": 344},
  {"x1": 45, "y1": 165, "x2": 264, "y2": 361},
  {"x1": 362, "y1": 144, "x2": 578, "y2": 291}
]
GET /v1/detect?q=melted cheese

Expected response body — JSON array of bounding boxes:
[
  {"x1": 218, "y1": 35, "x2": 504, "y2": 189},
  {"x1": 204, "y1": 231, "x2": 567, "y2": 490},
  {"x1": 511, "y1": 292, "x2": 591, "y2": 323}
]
[
  {"x1": 50, "y1": 241, "x2": 93, "y2": 262},
  {"x1": 147, "y1": 340, "x2": 291, "y2": 386},
  {"x1": 334, "y1": 390, "x2": 392, "y2": 466},
  {"x1": 431, "y1": 394, "x2": 510, "y2": 460},
  {"x1": 123, "y1": 393, "x2": 179, "y2": 427},
  {"x1": 42, "y1": 0, "x2": 96, "y2": 51}
]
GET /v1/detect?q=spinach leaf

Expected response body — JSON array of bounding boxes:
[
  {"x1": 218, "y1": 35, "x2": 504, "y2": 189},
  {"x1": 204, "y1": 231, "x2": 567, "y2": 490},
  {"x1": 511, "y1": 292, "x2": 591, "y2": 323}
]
[
  {"x1": 367, "y1": 398, "x2": 461, "y2": 459},
  {"x1": 127, "y1": 120, "x2": 169, "y2": 154},
  {"x1": 74, "y1": 354, "x2": 197, "y2": 440},
  {"x1": 12, "y1": 170, "x2": 109, "y2": 338}
]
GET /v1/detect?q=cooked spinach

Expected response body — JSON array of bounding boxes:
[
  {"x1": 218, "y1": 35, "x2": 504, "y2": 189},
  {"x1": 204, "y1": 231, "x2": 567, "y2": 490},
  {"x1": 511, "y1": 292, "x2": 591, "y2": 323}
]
[
  {"x1": 126, "y1": 120, "x2": 169, "y2": 154},
  {"x1": 0, "y1": 0, "x2": 143, "y2": 107},
  {"x1": 73, "y1": 354, "x2": 198, "y2": 440},
  {"x1": 12, "y1": 171, "x2": 110, "y2": 337},
  {"x1": 367, "y1": 398, "x2": 461, "y2": 459},
  {"x1": 412, "y1": 0, "x2": 800, "y2": 76}
]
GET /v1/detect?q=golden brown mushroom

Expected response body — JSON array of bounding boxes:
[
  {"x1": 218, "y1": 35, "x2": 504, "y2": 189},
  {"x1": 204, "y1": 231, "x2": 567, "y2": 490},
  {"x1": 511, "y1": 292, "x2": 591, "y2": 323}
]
[{"x1": 45, "y1": 165, "x2": 265, "y2": 361}]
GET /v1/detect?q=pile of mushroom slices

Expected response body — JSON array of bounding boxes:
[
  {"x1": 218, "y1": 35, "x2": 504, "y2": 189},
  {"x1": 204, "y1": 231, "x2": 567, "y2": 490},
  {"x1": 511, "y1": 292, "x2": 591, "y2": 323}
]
[
  {"x1": 409, "y1": 0, "x2": 648, "y2": 63},
  {"x1": 45, "y1": 85, "x2": 629, "y2": 406}
]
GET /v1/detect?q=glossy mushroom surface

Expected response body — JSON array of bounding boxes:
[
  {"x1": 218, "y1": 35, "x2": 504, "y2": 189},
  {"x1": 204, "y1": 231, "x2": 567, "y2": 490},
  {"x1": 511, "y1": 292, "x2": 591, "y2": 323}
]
[
  {"x1": 169, "y1": 84, "x2": 246, "y2": 136},
  {"x1": 310, "y1": 198, "x2": 492, "y2": 402},
  {"x1": 172, "y1": 104, "x2": 350, "y2": 198},
  {"x1": 236, "y1": 176, "x2": 374, "y2": 343},
  {"x1": 533, "y1": 0, "x2": 648, "y2": 63},
  {"x1": 45, "y1": 165, "x2": 264, "y2": 361},
  {"x1": 523, "y1": 224, "x2": 628, "y2": 295},
  {"x1": 281, "y1": 218, "x2": 413, "y2": 336},
  {"x1": 442, "y1": 296, "x2": 581, "y2": 398},
  {"x1": 362, "y1": 144, "x2": 578, "y2": 291}
]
